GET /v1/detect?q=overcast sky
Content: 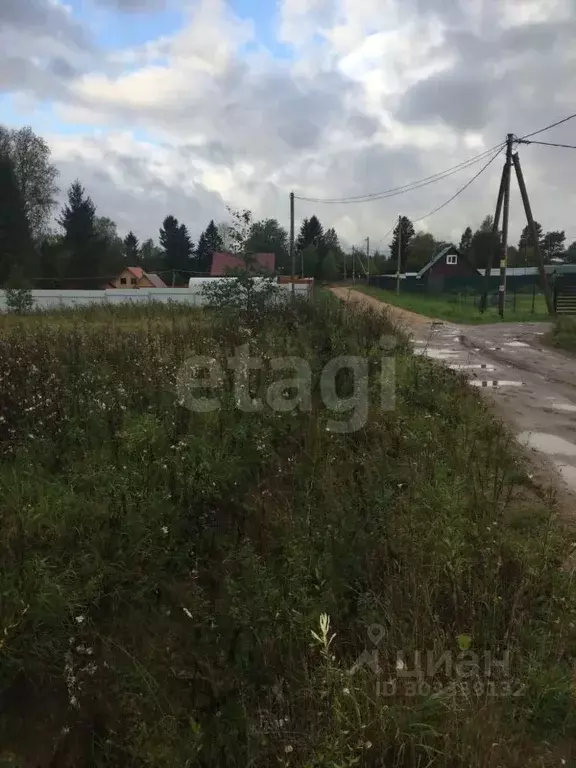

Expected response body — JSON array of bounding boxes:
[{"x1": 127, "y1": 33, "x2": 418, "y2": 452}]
[{"x1": 1, "y1": 0, "x2": 575, "y2": 250}]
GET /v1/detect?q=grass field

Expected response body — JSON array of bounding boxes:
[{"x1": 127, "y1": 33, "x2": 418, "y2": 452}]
[
  {"x1": 1, "y1": 296, "x2": 575, "y2": 766},
  {"x1": 549, "y1": 315, "x2": 576, "y2": 353},
  {"x1": 354, "y1": 285, "x2": 552, "y2": 324}
]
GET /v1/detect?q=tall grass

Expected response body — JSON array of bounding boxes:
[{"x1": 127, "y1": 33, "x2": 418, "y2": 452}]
[
  {"x1": 550, "y1": 315, "x2": 576, "y2": 352},
  {"x1": 0, "y1": 296, "x2": 575, "y2": 767}
]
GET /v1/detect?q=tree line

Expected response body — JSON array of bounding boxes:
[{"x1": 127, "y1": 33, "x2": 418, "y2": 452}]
[{"x1": 2, "y1": 124, "x2": 575, "y2": 289}]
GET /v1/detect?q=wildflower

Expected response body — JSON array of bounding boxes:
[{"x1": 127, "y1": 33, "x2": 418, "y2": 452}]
[
  {"x1": 364, "y1": 741, "x2": 372, "y2": 750},
  {"x1": 182, "y1": 606, "x2": 193, "y2": 619},
  {"x1": 343, "y1": 687, "x2": 350, "y2": 695},
  {"x1": 284, "y1": 745, "x2": 293, "y2": 754},
  {"x1": 75, "y1": 615, "x2": 85, "y2": 625},
  {"x1": 395, "y1": 658, "x2": 405, "y2": 672},
  {"x1": 161, "y1": 526, "x2": 168, "y2": 535}
]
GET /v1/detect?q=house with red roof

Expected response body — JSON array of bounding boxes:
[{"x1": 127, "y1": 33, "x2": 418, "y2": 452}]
[
  {"x1": 210, "y1": 252, "x2": 275, "y2": 277},
  {"x1": 108, "y1": 266, "x2": 167, "y2": 289}
]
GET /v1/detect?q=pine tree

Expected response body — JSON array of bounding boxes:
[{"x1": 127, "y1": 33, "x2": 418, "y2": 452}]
[
  {"x1": 159, "y1": 216, "x2": 194, "y2": 280},
  {"x1": 124, "y1": 231, "x2": 140, "y2": 264},
  {"x1": 459, "y1": 226, "x2": 473, "y2": 256},
  {"x1": 518, "y1": 222, "x2": 544, "y2": 250},
  {"x1": 196, "y1": 219, "x2": 224, "y2": 273},
  {"x1": 58, "y1": 180, "x2": 97, "y2": 283},
  {"x1": 0, "y1": 151, "x2": 36, "y2": 285},
  {"x1": 296, "y1": 216, "x2": 324, "y2": 252},
  {"x1": 389, "y1": 216, "x2": 415, "y2": 270}
]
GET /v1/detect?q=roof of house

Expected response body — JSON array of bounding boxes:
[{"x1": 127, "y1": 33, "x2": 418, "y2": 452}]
[
  {"x1": 145, "y1": 273, "x2": 167, "y2": 288},
  {"x1": 416, "y1": 245, "x2": 459, "y2": 279},
  {"x1": 210, "y1": 252, "x2": 275, "y2": 276},
  {"x1": 126, "y1": 266, "x2": 145, "y2": 280}
]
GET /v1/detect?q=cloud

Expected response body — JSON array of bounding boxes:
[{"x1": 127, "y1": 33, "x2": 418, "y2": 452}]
[
  {"x1": 3, "y1": 0, "x2": 576, "y2": 248},
  {"x1": 94, "y1": 0, "x2": 167, "y2": 10}
]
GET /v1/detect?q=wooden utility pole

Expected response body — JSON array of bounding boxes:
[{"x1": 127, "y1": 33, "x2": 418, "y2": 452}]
[
  {"x1": 498, "y1": 134, "x2": 514, "y2": 317},
  {"x1": 480, "y1": 160, "x2": 508, "y2": 312},
  {"x1": 289, "y1": 192, "x2": 295, "y2": 296},
  {"x1": 396, "y1": 215, "x2": 402, "y2": 296},
  {"x1": 366, "y1": 237, "x2": 370, "y2": 284},
  {"x1": 512, "y1": 152, "x2": 554, "y2": 314}
]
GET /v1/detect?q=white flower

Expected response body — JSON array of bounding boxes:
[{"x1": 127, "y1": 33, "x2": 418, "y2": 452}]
[
  {"x1": 343, "y1": 687, "x2": 350, "y2": 695},
  {"x1": 284, "y1": 745, "x2": 293, "y2": 754},
  {"x1": 75, "y1": 615, "x2": 85, "y2": 625},
  {"x1": 161, "y1": 526, "x2": 168, "y2": 535},
  {"x1": 395, "y1": 657, "x2": 405, "y2": 672},
  {"x1": 182, "y1": 606, "x2": 193, "y2": 619},
  {"x1": 364, "y1": 741, "x2": 372, "y2": 749}
]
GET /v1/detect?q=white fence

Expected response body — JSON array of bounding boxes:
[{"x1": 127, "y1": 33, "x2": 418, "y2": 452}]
[{"x1": 0, "y1": 283, "x2": 312, "y2": 312}]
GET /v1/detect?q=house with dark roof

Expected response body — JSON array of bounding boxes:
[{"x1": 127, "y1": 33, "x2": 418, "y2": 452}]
[
  {"x1": 108, "y1": 267, "x2": 167, "y2": 289},
  {"x1": 416, "y1": 245, "x2": 478, "y2": 291},
  {"x1": 210, "y1": 252, "x2": 275, "y2": 276}
]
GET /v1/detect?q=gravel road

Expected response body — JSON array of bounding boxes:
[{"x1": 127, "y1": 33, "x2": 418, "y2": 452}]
[{"x1": 331, "y1": 286, "x2": 576, "y2": 496}]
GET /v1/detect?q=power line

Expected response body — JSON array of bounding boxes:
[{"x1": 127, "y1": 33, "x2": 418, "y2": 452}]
[
  {"x1": 294, "y1": 143, "x2": 505, "y2": 204},
  {"x1": 413, "y1": 146, "x2": 504, "y2": 224},
  {"x1": 517, "y1": 139, "x2": 576, "y2": 150},
  {"x1": 518, "y1": 112, "x2": 576, "y2": 141}
]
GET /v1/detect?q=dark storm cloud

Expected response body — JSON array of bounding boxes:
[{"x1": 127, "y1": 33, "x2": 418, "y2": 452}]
[{"x1": 397, "y1": 71, "x2": 493, "y2": 131}]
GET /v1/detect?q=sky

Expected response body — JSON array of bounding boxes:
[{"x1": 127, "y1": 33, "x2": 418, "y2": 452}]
[{"x1": 1, "y1": 0, "x2": 576, "y2": 251}]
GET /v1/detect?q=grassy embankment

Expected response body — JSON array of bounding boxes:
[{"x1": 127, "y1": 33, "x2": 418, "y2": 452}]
[
  {"x1": 353, "y1": 285, "x2": 551, "y2": 324},
  {"x1": 0, "y1": 295, "x2": 575, "y2": 767},
  {"x1": 548, "y1": 315, "x2": 576, "y2": 353}
]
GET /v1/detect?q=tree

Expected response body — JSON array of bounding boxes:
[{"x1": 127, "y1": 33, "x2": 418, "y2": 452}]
[
  {"x1": 301, "y1": 244, "x2": 319, "y2": 278},
  {"x1": 196, "y1": 219, "x2": 224, "y2": 274},
  {"x1": 140, "y1": 238, "x2": 164, "y2": 272},
  {"x1": 565, "y1": 241, "x2": 576, "y2": 264},
  {"x1": 95, "y1": 217, "x2": 125, "y2": 277},
  {"x1": 459, "y1": 226, "x2": 473, "y2": 257},
  {"x1": 58, "y1": 181, "x2": 98, "y2": 283},
  {"x1": 469, "y1": 215, "x2": 500, "y2": 269},
  {"x1": 518, "y1": 221, "x2": 544, "y2": 250},
  {"x1": 124, "y1": 231, "x2": 140, "y2": 263},
  {"x1": 245, "y1": 218, "x2": 289, "y2": 272},
  {"x1": 389, "y1": 216, "x2": 415, "y2": 271},
  {"x1": 322, "y1": 249, "x2": 340, "y2": 281},
  {"x1": 225, "y1": 208, "x2": 253, "y2": 259},
  {"x1": 405, "y1": 231, "x2": 436, "y2": 272},
  {"x1": 0, "y1": 126, "x2": 59, "y2": 240},
  {"x1": 297, "y1": 216, "x2": 324, "y2": 253},
  {"x1": 542, "y1": 230, "x2": 566, "y2": 262},
  {"x1": 159, "y1": 215, "x2": 193, "y2": 278},
  {"x1": 0, "y1": 150, "x2": 37, "y2": 285}
]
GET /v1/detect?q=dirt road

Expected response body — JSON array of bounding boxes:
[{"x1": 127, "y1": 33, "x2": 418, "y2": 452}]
[{"x1": 331, "y1": 286, "x2": 576, "y2": 496}]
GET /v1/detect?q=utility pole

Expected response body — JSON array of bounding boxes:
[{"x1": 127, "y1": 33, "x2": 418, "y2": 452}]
[
  {"x1": 289, "y1": 192, "x2": 295, "y2": 296},
  {"x1": 396, "y1": 215, "x2": 402, "y2": 296},
  {"x1": 352, "y1": 250, "x2": 356, "y2": 284},
  {"x1": 480, "y1": 159, "x2": 507, "y2": 311},
  {"x1": 498, "y1": 134, "x2": 514, "y2": 318},
  {"x1": 512, "y1": 152, "x2": 554, "y2": 314},
  {"x1": 366, "y1": 236, "x2": 370, "y2": 284},
  {"x1": 172, "y1": 269, "x2": 176, "y2": 288}
]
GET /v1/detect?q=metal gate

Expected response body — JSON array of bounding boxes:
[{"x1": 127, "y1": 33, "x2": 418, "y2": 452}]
[{"x1": 554, "y1": 276, "x2": 576, "y2": 314}]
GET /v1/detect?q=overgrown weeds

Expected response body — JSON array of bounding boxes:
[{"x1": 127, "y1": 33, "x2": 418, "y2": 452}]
[
  {"x1": 549, "y1": 314, "x2": 576, "y2": 352},
  {"x1": 0, "y1": 295, "x2": 575, "y2": 766}
]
